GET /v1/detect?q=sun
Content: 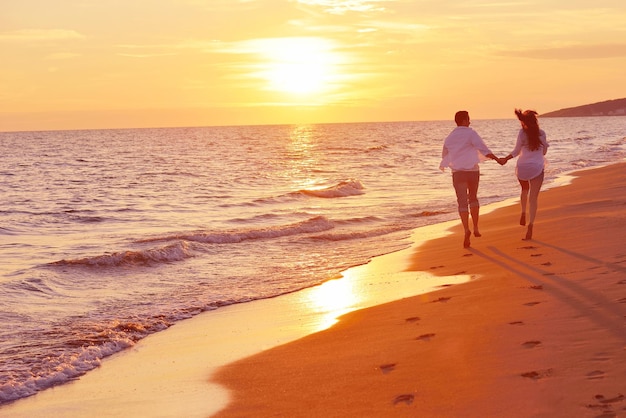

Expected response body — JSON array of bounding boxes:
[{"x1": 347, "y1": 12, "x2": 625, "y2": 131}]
[
  {"x1": 265, "y1": 59, "x2": 329, "y2": 95},
  {"x1": 253, "y1": 37, "x2": 342, "y2": 96}
]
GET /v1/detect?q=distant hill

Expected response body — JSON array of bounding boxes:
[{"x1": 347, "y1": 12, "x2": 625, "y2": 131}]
[{"x1": 541, "y1": 98, "x2": 626, "y2": 117}]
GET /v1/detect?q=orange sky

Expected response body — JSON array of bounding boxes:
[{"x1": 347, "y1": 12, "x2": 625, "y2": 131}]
[{"x1": 1, "y1": 0, "x2": 625, "y2": 131}]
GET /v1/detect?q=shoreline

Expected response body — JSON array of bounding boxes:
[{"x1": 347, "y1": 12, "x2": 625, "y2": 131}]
[
  {"x1": 0, "y1": 212, "x2": 471, "y2": 417},
  {"x1": 213, "y1": 161, "x2": 626, "y2": 417},
  {"x1": 2, "y1": 161, "x2": 625, "y2": 417}
]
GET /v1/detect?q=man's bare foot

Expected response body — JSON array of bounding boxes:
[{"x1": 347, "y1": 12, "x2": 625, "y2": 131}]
[{"x1": 464, "y1": 230, "x2": 471, "y2": 248}]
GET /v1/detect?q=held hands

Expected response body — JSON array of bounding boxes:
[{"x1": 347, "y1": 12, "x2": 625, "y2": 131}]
[
  {"x1": 493, "y1": 155, "x2": 511, "y2": 166},
  {"x1": 487, "y1": 153, "x2": 508, "y2": 166}
]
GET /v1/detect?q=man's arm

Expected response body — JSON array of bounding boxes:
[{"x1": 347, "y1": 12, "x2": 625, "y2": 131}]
[{"x1": 439, "y1": 146, "x2": 449, "y2": 171}]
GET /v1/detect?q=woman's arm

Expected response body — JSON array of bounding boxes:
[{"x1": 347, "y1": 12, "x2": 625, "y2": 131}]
[
  {"x1": 510, "y1": 129, "x2": 524, "y2": 158},
  {"x1": 502, "y1": 130, "x2": 525, "y2": 164}
]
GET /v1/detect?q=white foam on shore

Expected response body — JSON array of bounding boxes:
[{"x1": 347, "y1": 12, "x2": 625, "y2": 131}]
[{"x1": 1, "y1": 218, "x2": 473, "y2": 418}]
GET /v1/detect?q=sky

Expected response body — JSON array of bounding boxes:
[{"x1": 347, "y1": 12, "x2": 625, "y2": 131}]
[{"x1": 1, "y1": 0, "x2": 625, "y2": 131}]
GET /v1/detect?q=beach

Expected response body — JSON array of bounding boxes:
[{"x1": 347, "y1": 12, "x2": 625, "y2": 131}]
[
  {"x1": 2, "y1": 119, "x2": 624, "y2": 407},
  {"x1": 3, "y1": 161, "x2": 624, "y2": 417},
  {"x1": 212, "y1": 162, "x2": 626, "y2": 417}
]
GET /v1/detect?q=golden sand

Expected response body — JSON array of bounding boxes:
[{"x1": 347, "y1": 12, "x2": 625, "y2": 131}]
[{"x1": 213, "y1": 162, "x2": 626, "y2": 417}]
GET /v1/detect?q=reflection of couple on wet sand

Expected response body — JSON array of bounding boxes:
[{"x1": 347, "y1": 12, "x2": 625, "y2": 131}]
[{"x1": 440, "y1": 109, "x2": 548, "y2": 248}]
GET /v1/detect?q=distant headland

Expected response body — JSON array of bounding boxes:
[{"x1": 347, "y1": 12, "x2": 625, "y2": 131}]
[{"x1": 541, "y1": 98, "x2": 626, "y2": 117}]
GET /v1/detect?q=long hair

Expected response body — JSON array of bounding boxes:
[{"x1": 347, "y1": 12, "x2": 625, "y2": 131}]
[{"x1": 515, "y1": 109, "x2": 541, "y2": 151}]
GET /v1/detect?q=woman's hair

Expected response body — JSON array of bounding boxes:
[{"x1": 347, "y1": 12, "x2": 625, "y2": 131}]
[{"x1": 515, "y1": 109, "x2": 541, "y2": 151}]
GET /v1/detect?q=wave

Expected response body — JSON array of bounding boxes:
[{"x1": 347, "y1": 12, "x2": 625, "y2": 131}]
[
  {"x1": 411, "y1": 210, "x2": 449, "y2": 218},
  {"x1": 365, "y1": 144, "x2": 388, "y2": 152},
  {"x1": 298, "y1": 179, "x2": 364, "y2": 198},
  {"x1": 10, "y1": 277, "x2": 59, "y2": 296},
  {"x1": 307, "y1": 211, "x2": 450, "y2": 242},
  {"x1": 142, "y1": 216, "x2": 335, "y2": 245},
  {"x1": 333, "y1": 215, "x2": 382, "y2": 225},
  {"x1": 50, "y1": 241, "x2": 194, "y2": 267},
  {"x1": 0, "y1": 226, "x2": 18, "y2": 235},
  {"x1": 48, "y1": 217, "x2": 336, "y2": 268},
  {"x1": 225, "y1": 180, "x2": 365, "y2": 207},
  {"x1": 310, "y1": 224, "x2": 411, "y2": 241},
  {"x1": 0, "y1": 337, "x2": 134, "y2": 405}
]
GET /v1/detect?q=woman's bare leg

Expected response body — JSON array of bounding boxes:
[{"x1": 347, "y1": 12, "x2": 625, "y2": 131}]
[
  {"x1": 519, "y1": 180, "x2": 529, "y2": 225},
  {"x1": 527, "y1": 173, "x2": 544, "y2": 225},
  {"x1": 524, "y1": 172, "x2": 544, "y2": 240}
]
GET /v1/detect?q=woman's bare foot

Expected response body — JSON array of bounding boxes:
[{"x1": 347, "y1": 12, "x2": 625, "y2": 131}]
[
  {"x1": 520, "y1": 213, "x2": 526, "y2": 226},
  {"x1": 523, "y1": 223, "x2": 533, "y2": 240},
  {"x1": 474, "y1": 230, "x2": 481, "y2": 237}
]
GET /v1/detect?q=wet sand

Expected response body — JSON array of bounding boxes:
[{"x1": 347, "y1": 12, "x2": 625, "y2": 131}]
[{"x1": 213, "y1": 162, "x2": 626, "y2": 417}]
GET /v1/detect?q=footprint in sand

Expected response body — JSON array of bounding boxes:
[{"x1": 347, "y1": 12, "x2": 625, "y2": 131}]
[
  {"x1": 618, "y1": 279, "x2": 626, "y2": 285},
  {"x1": 521, "y1": 340, "x2": 542, "y2": 348},
  {"x1": 586, "y1": 394, "x2": 625, "y2": 414},
  {"x1": 591, "y1": 352, "x2": 612, "y2": 362},
  {"x1": 519, "y1": 245, "x2": 538, "y2": 250},
  {"x1": 432, "y1": 297, "x2": 451, "y2": 303},
  {"x1": 541, "y1": 261, "x2": 553, "y2": 266},
  {"x1": 415, "y1": 333, "x2": 436, "y2": 341},
  {"x1": 509, "y1": 321, "x2": 525, "y2": 326},
  {"x1": 393, "y1": 394, "x2": 415, "y2": 406},
  {"x1": 617, "y1": 298, "x2": 626, "y2": 304},
  {"x1": 462, "y1": 253, "x2": 473, "y2": 257},
  {"x1": 530, "y1": 253, "x2": 542, "y2": 257},
  {"x1": 429, "y1": 265, "x2": 445, "y2": 270},
  {"x1": 520, "y1": 369, "x2": 553, "y2": 380},
  {"x1": 594, "y1": 394, "x2": 624, "y2": 404},
  {"x1": 524, "y1": 301, "x2": 542, "y2": 307},
  {"x1": 405, "y1": 316, "x2": 421, "y2": 323},
  {"x1": 529, "y1": 285, "x2": 543, "y2": 290},
  {"x1": 379, "y1": 363, "x2": 396, "y2": 374},
  {"x1": 586, "y1": 370, "x2": 605, "y2": 380}
]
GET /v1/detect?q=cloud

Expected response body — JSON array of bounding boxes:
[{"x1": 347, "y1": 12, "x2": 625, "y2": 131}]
[
  {"x1": 117, "y1": 52, "x2": 179, "y2": 58},
  {"x1": 210, "y1": 36, "x2": 338, "y2": 55},
  {"x1": 498, "y1": 43, "x2": 626, "y2": 60},
  {"x1": 294, "y1": 0, "x2": 392, "y2": 14},
  {"x1": 0, "y1": 29, "x2": 85, "y2": 42},
  {"x1": 363, "y1": 20, "x2": 430, "y2": 34},
  {"x1": 116, "y1": 39, "x2": 220, "y2": 54},
  {"x1": 185, "y1": 0, "x2": 257, "y2": 10}
]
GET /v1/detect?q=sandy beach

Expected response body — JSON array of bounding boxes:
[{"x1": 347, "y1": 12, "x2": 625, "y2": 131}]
[
  {"x1": 213, "y1": 162, "x2": 626, "y2": 417},
  {"x1": 2, "y1": 162, "x2": 625, "y2": 418}
]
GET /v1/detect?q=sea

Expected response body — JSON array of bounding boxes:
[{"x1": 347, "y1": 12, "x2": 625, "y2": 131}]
[{"x1": 1, "y1": 117, "x2": 624, "y2": 405}]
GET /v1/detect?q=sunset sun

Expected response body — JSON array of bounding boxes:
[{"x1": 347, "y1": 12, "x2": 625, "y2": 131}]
[
  {"x1": 254, "y1": 37, "x2": 342, "y2": 96},
  {"x1": 265, "y1": 59, "x2": 329, "y2": 95}
]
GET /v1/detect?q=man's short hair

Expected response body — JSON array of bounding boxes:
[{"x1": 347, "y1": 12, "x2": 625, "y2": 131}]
[{"x1": 455, "y1": 111, "x2": 469, "y2": 126}]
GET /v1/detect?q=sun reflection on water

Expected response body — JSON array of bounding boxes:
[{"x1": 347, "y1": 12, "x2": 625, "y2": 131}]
[{"x1": 285, "y1": 124, "x2": 324, "y2": 190}]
